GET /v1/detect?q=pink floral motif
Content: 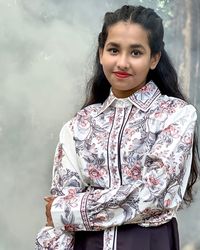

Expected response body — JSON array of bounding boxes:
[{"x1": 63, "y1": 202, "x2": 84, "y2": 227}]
[
  {"x1": 147, "y1": 175, "x2": 160, "y2": 186},
  {"x1": 182, "y1": 132, "x2": 193, "y2": 144},
  {"x1": 54, "y1": 143, "x2": 64, "y2": 165},
  {"x1": 140, "y1": 83, "x2": 154, "y2": 93},
  {"x1": 164, "y1": 199, "x2": 172, "y2": 207},
  {"x1": 94, "y1": 211, "x2": 109, "y2": 222},
  {"x1": 65, "y1": 188, "x2": 76, "y2": 199},
  {"x1": 154, "y1": 111, "x2": 163, "y2": 118},
  {"x1": 165, "y1": 124, "x2": 180, "y2": 138},
  {"x1": 88, "y1": 165, "x2": 106, "y2": 179},
  {"x1": 64, "y1": 224, "x2": 80, "y2": 231},
  {"x1": 168, "y1": 166, "x2": 176, "y2": 175},
  {"x1": 62, "y1": 188, "x2": 78, "y2": 207},
  {"x1": 77, "y1": 110, "x2": 91, "y2": 129},
  {"x1": 123, "y1": 164, "x2": 141, "y2": 180}
]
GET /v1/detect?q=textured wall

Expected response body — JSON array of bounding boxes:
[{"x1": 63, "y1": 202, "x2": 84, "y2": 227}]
[{"x1": 0, "y1": 1, "x2": 199, "y2": 249}]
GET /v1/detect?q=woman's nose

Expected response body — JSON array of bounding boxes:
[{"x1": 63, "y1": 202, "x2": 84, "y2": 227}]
[{"x1": 116, "y1": 54, "x2": 129, "y2": 70}]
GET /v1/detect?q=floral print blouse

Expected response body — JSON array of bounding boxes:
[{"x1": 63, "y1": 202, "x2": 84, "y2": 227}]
[{"x1": 36, "y1": 81, "x2": 197, "y2": 250}]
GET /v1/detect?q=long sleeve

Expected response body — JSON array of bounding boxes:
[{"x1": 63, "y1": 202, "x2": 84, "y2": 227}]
[
  {"x1": 35, "y1": 122, "x2": 87, "y2": 249},
  {"x1": 51, "y1": 104, "x2": 197, "y2": 230}
]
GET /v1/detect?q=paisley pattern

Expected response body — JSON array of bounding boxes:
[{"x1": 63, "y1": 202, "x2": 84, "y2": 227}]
[{"x1": 35, "y1": 81, "x2": 197, "y2": 249}]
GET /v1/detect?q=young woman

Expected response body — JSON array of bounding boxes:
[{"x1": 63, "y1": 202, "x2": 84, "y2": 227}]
[{"x1": 36, "y1": 5, "x2": 199, "y2": 250}]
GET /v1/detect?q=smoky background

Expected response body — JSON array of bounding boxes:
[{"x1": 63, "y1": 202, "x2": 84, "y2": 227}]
[{"x1": 0, "y1": 0, "x2": 199, "y2": 249}]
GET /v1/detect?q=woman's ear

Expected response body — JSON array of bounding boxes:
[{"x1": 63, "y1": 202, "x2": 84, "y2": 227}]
[
  {"x1": 150, "y1": 52, "x2": 161, "y2": 70},
  {"x1": 99, "y1": 48, "x2": 103, "y2": 65}
]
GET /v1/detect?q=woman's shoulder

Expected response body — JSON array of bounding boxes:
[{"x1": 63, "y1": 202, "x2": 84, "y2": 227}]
[
  {"x1": 76, "y1": 103, "x2": 102, "y2": 117},
  {"x1": 156, "y1": 94, "x2": 196, "y2": 112},
  {"x1": 71, "y1": 103, "x2": 102, "y2": 123},
  {"x1": 60, "y1": 103, "x2": 102, "y2": 133},
  {"x1": 153, "y1": 95, "x2": 197, "y2": 125}
]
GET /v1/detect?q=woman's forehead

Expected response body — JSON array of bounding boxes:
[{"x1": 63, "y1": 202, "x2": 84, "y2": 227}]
[{"x1": 105, "y1": 21, "x2": 150, "y2": 48}]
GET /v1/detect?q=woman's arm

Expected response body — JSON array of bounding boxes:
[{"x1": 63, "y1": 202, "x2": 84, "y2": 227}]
[
  {"x1": 51, "y1": 104, "x2": 197, "y2": 230},
  {"x1": 35, "y1": 122, "x2": 87, "y2": 249}
]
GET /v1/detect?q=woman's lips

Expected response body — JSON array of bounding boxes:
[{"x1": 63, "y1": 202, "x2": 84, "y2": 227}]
[{"x1": 113, "y1": 71, "x2": 132, "y2": 78}]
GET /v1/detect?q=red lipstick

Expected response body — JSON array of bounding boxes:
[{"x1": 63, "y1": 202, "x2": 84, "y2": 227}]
[{"x1": 113, "y1": 71, "x2": 132, "y2": 78}]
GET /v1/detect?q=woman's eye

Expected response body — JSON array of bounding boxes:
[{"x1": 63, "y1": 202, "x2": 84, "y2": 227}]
[
  {"x1": 131, "y1": 50, "x2": 142, "y2": 56},
  {"x1": 107, "y1": 48, "x2": 118, "y2": 54}
]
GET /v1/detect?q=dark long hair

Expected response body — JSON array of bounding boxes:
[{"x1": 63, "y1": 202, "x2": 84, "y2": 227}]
[{"x1": 83, "y1": 5, "x2": 199, "y2": 205}]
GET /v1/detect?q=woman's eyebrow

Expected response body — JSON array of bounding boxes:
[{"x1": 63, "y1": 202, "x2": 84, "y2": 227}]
[
  {"x1": 130, "y1": 44, "x2": 146, "y2": 51},
  {"x1": 106, "y1": 42, "x2": 120, "y2": 47},
  {"x1": 106, "y1": 42, "x2": 146, "y2": 51}
]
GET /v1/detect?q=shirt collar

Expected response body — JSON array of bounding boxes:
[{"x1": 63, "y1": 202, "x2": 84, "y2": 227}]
[{"x1": 96, "y1": 81, "x2": 161, "y2": 116}]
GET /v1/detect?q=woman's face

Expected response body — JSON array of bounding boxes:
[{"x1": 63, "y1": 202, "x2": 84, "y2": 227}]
[{"x1": 99, "y1": 21, "x2": 160, "y2": 98}]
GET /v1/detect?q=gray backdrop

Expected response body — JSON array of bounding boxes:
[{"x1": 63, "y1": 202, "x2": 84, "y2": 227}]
[{"x1": 0, "y1": 0, "x2": 199, "y2": 249}]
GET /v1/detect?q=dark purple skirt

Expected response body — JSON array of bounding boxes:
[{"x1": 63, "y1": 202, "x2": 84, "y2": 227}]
[{"x1": 74, "y1": 218, "x2": 179, "y2": 250}]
